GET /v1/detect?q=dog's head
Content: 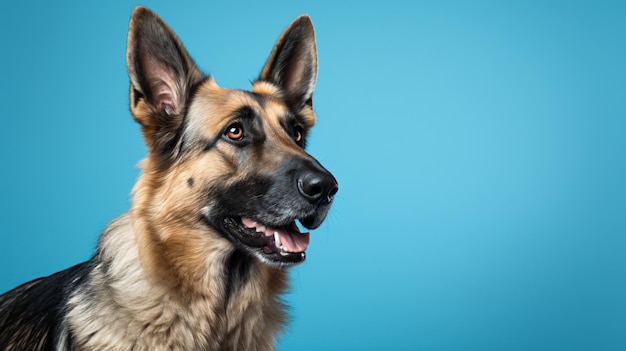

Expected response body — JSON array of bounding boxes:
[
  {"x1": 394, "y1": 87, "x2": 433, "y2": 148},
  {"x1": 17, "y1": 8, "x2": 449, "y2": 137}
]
[{"x1": 126, "y1": 7, "x2": 337, "y2": 269}]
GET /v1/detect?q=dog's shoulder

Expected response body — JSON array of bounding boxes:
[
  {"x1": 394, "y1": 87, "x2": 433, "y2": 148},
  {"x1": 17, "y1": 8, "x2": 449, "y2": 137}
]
[{"x1": 0, "y1": 262, "x2": 90, "y2": 351}]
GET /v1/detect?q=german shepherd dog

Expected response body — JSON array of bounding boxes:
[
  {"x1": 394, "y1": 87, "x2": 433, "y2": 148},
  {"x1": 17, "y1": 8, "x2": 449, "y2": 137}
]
[{"x1": 0, "y1": 7, "x2": 337, "y2": 350}]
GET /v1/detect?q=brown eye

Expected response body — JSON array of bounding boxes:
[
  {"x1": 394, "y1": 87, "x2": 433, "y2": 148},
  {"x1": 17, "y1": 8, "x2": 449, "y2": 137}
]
[
  {"x1": 225, "y1": 122, "x2": 244, "y2": 140},
  {"x1": 293, "y1": 126, "x2": 303, "y2": 143}
]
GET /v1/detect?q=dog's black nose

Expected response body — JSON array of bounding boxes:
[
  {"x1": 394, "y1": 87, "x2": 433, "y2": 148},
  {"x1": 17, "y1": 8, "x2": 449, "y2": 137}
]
[{"x1": 298, "y1": 169, "x2": 338, "y2": 205}]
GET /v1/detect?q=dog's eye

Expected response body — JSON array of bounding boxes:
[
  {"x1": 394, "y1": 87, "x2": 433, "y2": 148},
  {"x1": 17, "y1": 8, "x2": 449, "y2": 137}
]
[
  {"x1": 293, "y1": 126, "x2": 303, "y2": 143},
  {"x1": 225, "y1": 122, "x2": 244, "y2": 140}
]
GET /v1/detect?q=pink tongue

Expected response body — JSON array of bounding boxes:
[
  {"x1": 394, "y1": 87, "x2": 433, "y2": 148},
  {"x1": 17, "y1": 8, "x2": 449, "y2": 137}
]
[{"x1": 275, "y1": 227, "x2": 310, "y2": 253}]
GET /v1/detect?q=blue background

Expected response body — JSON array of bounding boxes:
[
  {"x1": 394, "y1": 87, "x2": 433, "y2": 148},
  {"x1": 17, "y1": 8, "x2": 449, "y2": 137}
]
[{"x1": 1, "y1": 1, "x2": 624, "y2": 350}]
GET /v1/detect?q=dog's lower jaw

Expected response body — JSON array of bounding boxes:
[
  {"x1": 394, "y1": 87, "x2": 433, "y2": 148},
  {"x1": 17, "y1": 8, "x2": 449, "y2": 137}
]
[{"x1": 65, "y1": 213, "x2": 287, "y2": 351}]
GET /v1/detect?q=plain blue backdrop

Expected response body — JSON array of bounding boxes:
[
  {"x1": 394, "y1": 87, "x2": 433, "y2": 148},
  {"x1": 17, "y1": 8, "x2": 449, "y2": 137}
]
[{"x1": 1, "y1": 1, "x2": 624, "y2": 350}]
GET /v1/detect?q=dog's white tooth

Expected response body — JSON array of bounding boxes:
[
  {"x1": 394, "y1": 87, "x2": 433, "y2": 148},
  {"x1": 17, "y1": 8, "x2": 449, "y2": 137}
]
[
  {"x1": 257, "y1": 225, "x2": 266, "y2": 234},
  {"x1": 274, "y1": 232, "x2": 281, "y2": 249},
  {"x1": 280, "y1": 250, "x2": 289, "y2": 256}
]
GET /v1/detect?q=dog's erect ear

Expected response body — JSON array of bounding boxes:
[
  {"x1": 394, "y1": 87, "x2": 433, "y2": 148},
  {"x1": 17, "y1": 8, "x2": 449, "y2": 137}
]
[
  {"x1": 126, "y1": 7, "x2": 202, "y2": 150},
  {"x1": 258, "y1": 16, "x2": 317, "y2": 108}
]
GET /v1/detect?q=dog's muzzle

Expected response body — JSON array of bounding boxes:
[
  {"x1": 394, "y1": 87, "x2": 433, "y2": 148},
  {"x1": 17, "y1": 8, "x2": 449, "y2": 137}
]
[{"x1": 208, "y1": 155, "x2": 338, "y2": 267}]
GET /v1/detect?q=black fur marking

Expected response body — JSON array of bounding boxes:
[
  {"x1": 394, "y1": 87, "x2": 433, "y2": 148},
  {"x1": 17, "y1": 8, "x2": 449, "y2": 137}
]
[
  {"x1": 202, "y1": 134, "x2": 223, "y2": 152},
  {"x1": 0, "y1": 262, "x2": 91, "y2": 350},
  {"x1": 224, "y1": 250, "x2": 252, "y2": 302},
  {"x1": 230, "y1": 105, "x2": 259, "y2": 134},
  {"x1": 207, "y1": 176, "x2": 275, "y2": 225},
  {"x1": 187, "y1": 177, "x2": 194, "y2": 187},
  {"x1": 132, "y1": 88, "x2": 144, "y2": 108},
  {"x1": 245, "y1": 90, "x2": 267, "y2": 109}
]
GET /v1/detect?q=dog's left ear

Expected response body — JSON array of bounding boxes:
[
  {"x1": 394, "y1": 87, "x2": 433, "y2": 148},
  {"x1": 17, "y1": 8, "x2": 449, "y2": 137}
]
[{"x1": 258, "y1": 16, "x2": 317, "y2": 108}]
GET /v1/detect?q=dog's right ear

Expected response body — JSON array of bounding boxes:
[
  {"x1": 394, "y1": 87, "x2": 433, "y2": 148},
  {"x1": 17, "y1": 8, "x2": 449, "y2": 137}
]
[{"x1": 126, "y1": 6, "x2": 203, "y2": 152}]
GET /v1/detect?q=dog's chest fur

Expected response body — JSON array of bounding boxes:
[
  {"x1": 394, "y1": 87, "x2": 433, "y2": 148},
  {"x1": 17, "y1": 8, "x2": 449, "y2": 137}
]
[{"x1": 63, "y1": 214, "x2": 286, "y2": 351}]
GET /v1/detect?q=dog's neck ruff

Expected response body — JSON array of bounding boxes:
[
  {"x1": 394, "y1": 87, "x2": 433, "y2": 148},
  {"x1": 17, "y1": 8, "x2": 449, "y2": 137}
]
[{"x1": 64, "y1": 213, "x2": 286, "y2": 351}]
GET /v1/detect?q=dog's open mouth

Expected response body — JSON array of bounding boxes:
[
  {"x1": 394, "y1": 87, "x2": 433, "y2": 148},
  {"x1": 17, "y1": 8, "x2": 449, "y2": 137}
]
[
  {"x1": 223, "y1": 217, "x2": 310, "y2": 266},
  {"x1": 241, "y1": 217, "x2": 310, "y2": 254}
]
